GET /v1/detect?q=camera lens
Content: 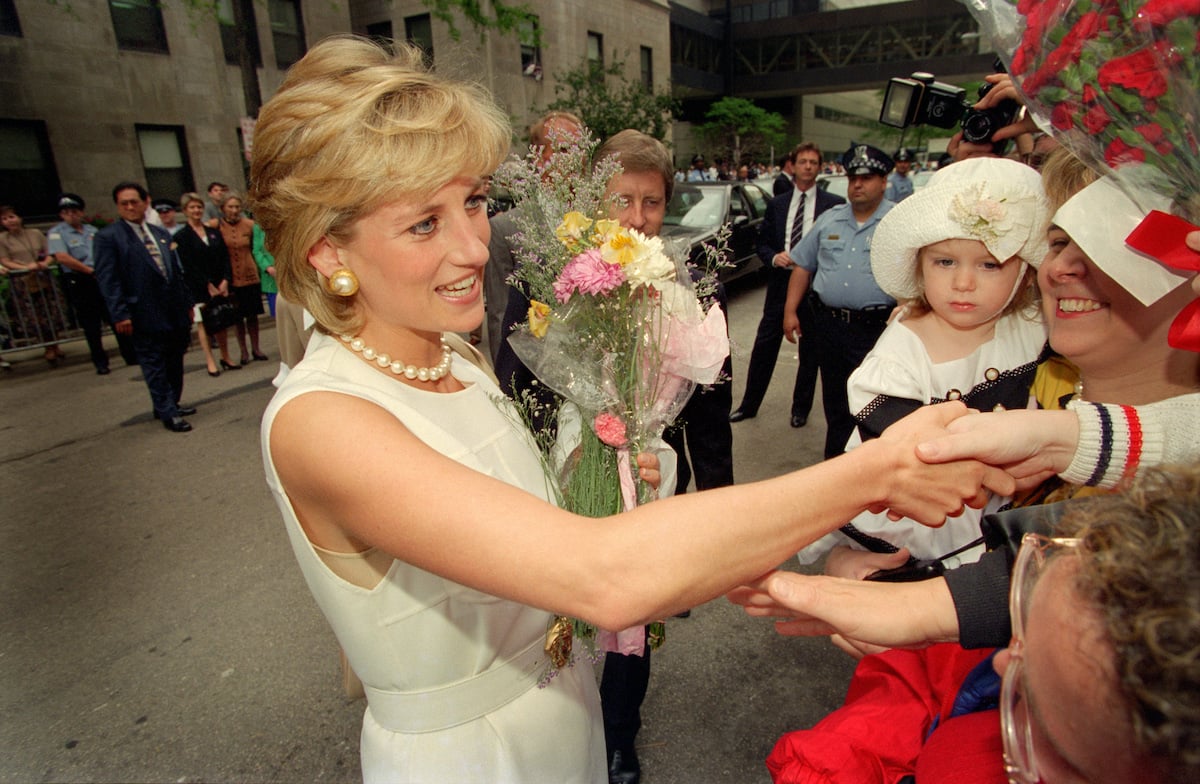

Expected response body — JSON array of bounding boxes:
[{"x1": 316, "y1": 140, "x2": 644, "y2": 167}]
[{"x1": 961, "y1": 109, "x2": 995, "y2": 143}]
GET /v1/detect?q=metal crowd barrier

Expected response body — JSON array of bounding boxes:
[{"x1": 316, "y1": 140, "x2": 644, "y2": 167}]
[{"x1": 0, "y1": 268, "x2": 85, "y2": 355}]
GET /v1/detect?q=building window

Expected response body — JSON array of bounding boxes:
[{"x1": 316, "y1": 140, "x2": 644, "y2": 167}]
[
  {"x1": 405, "y1": 13, "x2": 433, "y2": 66},
  {"x1": 519, "y1": 17, "x2": 540, "y2": 78},
  {"x1": 587, "y1": 31, "x2": 603, "y2": 66},
  {"x1": 136, "y1": 125, "x2": 194, "y2": 203},
  {"x1": 108, "y1": 0, "x2": 168, "y2": 53},
  {"x1": 0, "y1": 120, "x2": 61, "y2": 222},
  {"x1": 640, "y1": 46, "x2": 653, "y2": 90},
  {"x1": 218, "y1": 0, "x2": 262, "y2": 67},
  {"x1": 366, "y1": 20, "x2": 393, "y2": 48},
  {"x1": 1, "y1": 0, "x2": 21, "y2": 37},
  {"x1": 269, "y1": 0, "x2": 305, "y2": 69}
]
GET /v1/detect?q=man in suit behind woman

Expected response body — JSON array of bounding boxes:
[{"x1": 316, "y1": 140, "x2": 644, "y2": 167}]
[
  {"x1": 94, "y1": 182, "x2": 196, "y2": 432},
  {"x1": 731, "y1": 142, "x2": 844, "y2": 428}
]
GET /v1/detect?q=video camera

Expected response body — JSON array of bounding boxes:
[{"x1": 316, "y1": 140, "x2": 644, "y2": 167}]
[{"x1": 879, "y1": 59, "x2": 1020, "y2": 152}]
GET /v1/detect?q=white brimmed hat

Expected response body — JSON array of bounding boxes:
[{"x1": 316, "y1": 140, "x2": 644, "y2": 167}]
[
  {"x1": 870, "y1": 158, "x2": 1049, "y2": 301},
  {"x1": 1052, "y1": 176, "x2": 1190, "y2": 306}
]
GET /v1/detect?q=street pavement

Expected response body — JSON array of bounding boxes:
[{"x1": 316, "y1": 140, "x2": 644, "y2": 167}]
[{"x1": 1, "y1": 273, "x2": 858, "y2": 784}]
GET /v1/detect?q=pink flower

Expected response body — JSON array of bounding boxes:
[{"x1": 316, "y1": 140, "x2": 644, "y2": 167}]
[
  {"x1": 552, "y1": 249, "x2": 625, "y2": 303},
  {"x1": 593, "y1": 412, "x2": 628, "y2": 448}
]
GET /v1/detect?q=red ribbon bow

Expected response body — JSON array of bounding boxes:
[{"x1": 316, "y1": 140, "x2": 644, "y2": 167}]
[{"x1": 1125, "y1": 210, "x2": 1200, "y2": 352}]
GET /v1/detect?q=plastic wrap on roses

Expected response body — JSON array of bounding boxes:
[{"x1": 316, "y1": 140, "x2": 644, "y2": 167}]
[{"x1": 964, "y1": 0, "x2": 1200, "y2": 348}]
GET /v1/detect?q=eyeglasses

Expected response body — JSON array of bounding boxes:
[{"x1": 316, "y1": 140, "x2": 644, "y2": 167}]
[{"x1": 1001, "y1": 533, "x2": 1080, "y2": 784}]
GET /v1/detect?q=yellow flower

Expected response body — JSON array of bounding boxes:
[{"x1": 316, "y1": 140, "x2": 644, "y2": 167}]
[
  {"x1": 601, "y1": 232, "x2": 636, "y2": 266},
  {"x1": 590, "y1": 219, "x2": 622, "y2": 246},
  {"x1": 528, "y1": 300, "x2": 552, "y2": 338},
  {"x1": 555, "y1": 211, "x2": 593, "y2": 247}
]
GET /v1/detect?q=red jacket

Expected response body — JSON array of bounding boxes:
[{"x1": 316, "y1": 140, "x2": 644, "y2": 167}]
[{"x1": 766, "y1": 644, "x2": 1007, "y2": 784}]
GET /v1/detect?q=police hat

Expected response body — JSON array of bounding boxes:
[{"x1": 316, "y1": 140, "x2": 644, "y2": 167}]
[
  {"x1": 152, "y1": 198, "x2": 178, "y2": 212},
  {"x1": 691, "y1": 154, "x2": 705, "y2": 165},
  {"x1": 893, "y1": 148, "x2": 914, "y2": 162},
  {"x1": 57, "y1": 193, "x2": 85, "y2": 211},
  {"x1": 841, "y1": 143, "x2": 893, "y2": 177}
]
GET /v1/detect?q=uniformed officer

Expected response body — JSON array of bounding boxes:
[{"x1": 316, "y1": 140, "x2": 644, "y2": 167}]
[
  {"x1": 886, "y1": 148, "x2": 915, "y2": 203},
  {"x1": 47, "y1": 193, "x2": 137, "y2": 374},
  {"x1": 783, "y1": 143, "x2": 897, "y2": 459}
]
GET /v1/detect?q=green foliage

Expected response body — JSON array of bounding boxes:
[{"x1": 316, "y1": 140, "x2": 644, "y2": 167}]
[
  {"x1": 543, "y1": 59, "x2": 679, "y2": 143},
  {"x1": 420, "y1": 0, "x2": 540, "y2": 46},
  {"x1": 695, "y1": 97, "x2": 787, "y2": 165}
]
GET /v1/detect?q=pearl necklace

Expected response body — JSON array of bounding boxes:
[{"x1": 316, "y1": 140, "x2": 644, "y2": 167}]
[{"x1": 339, "y1": 334, "x2": 453, "y2": 382}]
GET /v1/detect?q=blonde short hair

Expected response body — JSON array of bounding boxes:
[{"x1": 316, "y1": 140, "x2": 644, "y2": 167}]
[
  {"x1": 1041, "y1": 147, "x2": 1099, "y2": 212},
  {"x1": 249, "y1": 35, "x2": 511, "y2": 335},
  {"x1": 179, "y1": 192, "x2": 205, "y2": 209}
]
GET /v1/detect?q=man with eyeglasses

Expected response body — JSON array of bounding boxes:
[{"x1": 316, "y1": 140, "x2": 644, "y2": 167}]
[{"x1": 732, "y1": 465, "x2": 1200, "y2": 783}]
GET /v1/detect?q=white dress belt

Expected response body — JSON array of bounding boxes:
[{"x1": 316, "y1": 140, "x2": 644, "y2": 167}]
[{"x1": 363, "y1": 637, "x2": 549, "y2": 734}]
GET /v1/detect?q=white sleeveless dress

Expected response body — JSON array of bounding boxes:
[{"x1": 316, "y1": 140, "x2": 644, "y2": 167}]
[{"x1": 261, "y1": 331, "x2": 606, "y2": 783}]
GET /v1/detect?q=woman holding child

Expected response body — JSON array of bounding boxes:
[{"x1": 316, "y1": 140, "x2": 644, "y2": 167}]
[{"x1": 251, "y1": 36, "x2": 1006, "y2": 783}]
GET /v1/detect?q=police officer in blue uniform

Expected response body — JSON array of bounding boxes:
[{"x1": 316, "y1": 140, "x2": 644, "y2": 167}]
[
  {"x1": 47, "y1": 194, "x2": 137, "y2": 374},
  {"x1": 784, "y1": 144, "x2": 897, "y2": 459},
  {"x1": 886, "y1": 148, "x2": 915, "y2": 203}
]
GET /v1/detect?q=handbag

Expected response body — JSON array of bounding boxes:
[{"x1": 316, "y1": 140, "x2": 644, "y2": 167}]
[{"x1": 200, "y1": 294, "x2": 239, "y2": 333}]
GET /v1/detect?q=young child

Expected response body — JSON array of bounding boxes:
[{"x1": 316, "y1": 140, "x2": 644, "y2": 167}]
[{"x1": 800, "y1": 157, "x2": 1049, "y2": 572}]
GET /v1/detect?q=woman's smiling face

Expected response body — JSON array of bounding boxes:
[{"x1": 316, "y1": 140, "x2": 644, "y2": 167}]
[
  {"x1": 1038, "y1": 225, "x2": 1190, "y2": 379},
  {"x1": 321, "y1": 175, "x2": 491, "y2": 340}
]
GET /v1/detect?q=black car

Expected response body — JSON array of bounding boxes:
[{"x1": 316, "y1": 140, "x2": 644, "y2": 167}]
[{"x1": 661, "y1": 181, "x2": 770, "y2": 282}]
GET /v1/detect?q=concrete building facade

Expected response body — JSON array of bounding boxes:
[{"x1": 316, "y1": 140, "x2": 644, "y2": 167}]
[
  {"x1": 350, "y1": 0, "x2": 672, "y2": 148},
  {"x1": 1, "y1": 0, "x2": 671, "y2": 222},
  {"x1": 1, "y1": 0, "x2": 350, "y2": 221}
]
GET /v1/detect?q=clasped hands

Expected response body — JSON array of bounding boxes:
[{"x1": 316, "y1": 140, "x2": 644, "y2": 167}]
[{"x1": 728, "y1": 400, "x2": 1063, "y2": 657}]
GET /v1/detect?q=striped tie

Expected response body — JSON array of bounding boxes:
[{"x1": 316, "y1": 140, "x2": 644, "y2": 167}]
[{"x1": 789, "y1": 190, "x2": 806, "y2": 252}]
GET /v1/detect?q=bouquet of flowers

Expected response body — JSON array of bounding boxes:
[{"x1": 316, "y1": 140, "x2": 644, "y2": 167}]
[
  {"x1": 964, "y1": 0, "x2": 1200, "y2": 348},
  {"x1": 493, "y1": 132, "x2": 729, "y2": 674}
]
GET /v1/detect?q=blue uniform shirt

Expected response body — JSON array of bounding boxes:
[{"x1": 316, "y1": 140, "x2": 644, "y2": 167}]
[
  {"x1": 885, "y1": 171, "x2": 914, "y2": 203},
  {"x1": 46, "y1": 221, "x2": 98, "y2": 273},
  {"x1": 789, "y1": 201, "x2": 897, "y2": 310}
]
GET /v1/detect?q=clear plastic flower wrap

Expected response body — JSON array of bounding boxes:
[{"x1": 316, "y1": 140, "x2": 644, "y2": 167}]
[{"x1": 492, "y1": 132, "x2": 730, "y2": 672}]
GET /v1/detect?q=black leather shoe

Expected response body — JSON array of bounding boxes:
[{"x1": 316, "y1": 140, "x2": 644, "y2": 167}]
[
  {"x1": 729, "y1": 409, "x2": 756, "y2": 423},
  {"x1": 790, "y1": 415, "x2": 807, "y2": 428},
  {"x1": 219, "y1": 359, "x2": 242, "y2": 371},
  {"x1": 163, "y1": 416, "x2": 192, "y2": 433},
  {"x1": 96, "y1": 367, "x2": 111, "y2": 375},
  {"x1": 608, "y1": 748, "x2": 641, "y2": 784},
  {"x1": 176, "y1": 406, "x2": 197, "y2": 416}
]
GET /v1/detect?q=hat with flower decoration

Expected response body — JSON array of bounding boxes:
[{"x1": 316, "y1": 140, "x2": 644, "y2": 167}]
[{"x1": 870, "y1": 157, "x2": 1049, "y2": 301}]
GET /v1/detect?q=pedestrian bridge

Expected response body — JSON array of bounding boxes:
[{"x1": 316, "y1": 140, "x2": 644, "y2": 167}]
[{"x1": 672, "y1": 0, "x2": 996, "y2": 99}]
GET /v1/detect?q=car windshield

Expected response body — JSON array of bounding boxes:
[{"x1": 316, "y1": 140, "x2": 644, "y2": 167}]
[{"x1": 664, "y1": 185, "x2": 729, "y2": 230}]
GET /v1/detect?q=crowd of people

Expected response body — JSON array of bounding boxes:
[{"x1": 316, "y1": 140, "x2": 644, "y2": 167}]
[
  {"x1": 239, "y1": 31, "x2": 1200, "y2": 784},
  {"x1": 5, "y1": 20, "x2": 1199, "y2": 784},
  {"x1": 0, "y1": 180, "x2": 277, "y2": 431}
]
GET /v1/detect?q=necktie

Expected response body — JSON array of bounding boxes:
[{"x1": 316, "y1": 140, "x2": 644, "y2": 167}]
[
  {"x1": 142, "y1": 226, "x2": 167, "y2": 277},
  {"x1": 789, "y1": 190, "x2": 807, "y2": 252}
]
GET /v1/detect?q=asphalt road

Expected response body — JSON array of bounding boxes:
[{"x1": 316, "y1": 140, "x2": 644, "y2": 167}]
[{"x1": 0, "y1": 273, "x2": 857, "y2": 784}]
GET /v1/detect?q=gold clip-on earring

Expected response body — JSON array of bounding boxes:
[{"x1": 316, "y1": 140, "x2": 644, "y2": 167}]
[{"x1": 325, "y1": 268, "x2": 359, "y2": 297}]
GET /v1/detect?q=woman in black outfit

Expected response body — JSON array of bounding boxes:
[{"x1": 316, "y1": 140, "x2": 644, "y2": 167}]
[{"x1": 175, "y1": 192, "x2": 238, "y2": 375}]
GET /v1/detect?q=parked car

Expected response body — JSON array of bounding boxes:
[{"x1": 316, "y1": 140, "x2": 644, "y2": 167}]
[
  {"x1": 661, "y1": 181, "x2": 770, "y2": 282},
  {"x1": 815, "y1": 173, "x2": 848, "y2": 200}
]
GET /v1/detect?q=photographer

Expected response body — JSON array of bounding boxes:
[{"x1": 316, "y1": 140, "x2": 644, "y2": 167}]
[{"x1": 946, "y1": 73, "x2": 1039, "y2": 163}]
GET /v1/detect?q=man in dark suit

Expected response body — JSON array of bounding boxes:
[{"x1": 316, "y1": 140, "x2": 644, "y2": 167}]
[
  {"x1": 94, "y1": 182, "x2": 196, "y2": 432},
  {"x1": 731, "y1": 142, "x2": 844, "y2": 427}
]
